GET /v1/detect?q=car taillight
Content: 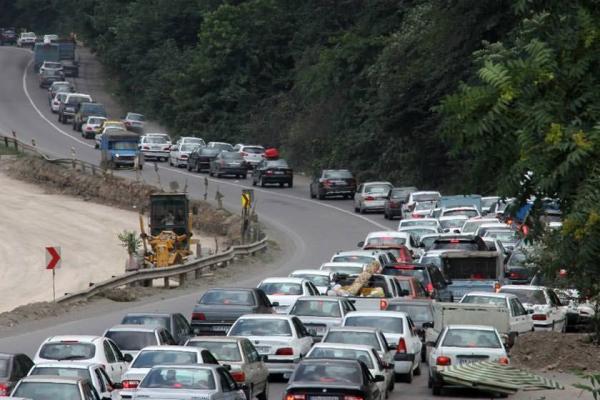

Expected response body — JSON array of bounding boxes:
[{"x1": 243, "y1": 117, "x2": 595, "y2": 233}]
[
  {"x1": 411, "y1": 213, "x2": 423, "y2": 218},
  {"x1": 499, "y1": 357, "x2": 509, "y2": 365},
  {"x1": 396, "y1": 338, "x2": 407, "y2": 353},
  {"x1": 365, "y1": 196, "x2": 375, "y2": 201},
  {"x1": 122, "y1": 380, "x2": 139, "y2": 389},
  {"x1": 275, "y1": 347, "x2": 294, "y2": 355},
  {"x1": 143, "y1": 146, "x2": 150, "y2": 150},
  {"x1": 344, "y1": 396, "x2": 364, "y2": 400},
  {"x1": 191, "y1": 312, "x2": 206, "y2": 320},
  {"x1": 266, "y1": 170, "x2": 273, "y2": 175},
  {"x1": 163, "y1": 146, "x2": 170, "y2": 150},
  {"x1": 285, "y1": 394, "x2": 305, "y2": 400},
  {"x1": 181, "y1": 154, "x2": 188, "y2": 159},
  {"x1": 241, "y1": 152, "x2": 248, "y2": 156},
  {"x1": 532, "y1": 314, "x2": 547, "y2": 321},
  {"x1": 380, "y1": 299, "x2": 389, "y2": 310},
  {"x1": 436, "y1": 356, "x2": 451, "y2": 366},
  {"x1": 322, "y1": 179, "x2": 333, "y2": 187},
  {"x1": 0, "y1": 384, "x2": 9, "y2": 395},
  {"x1": 230, "y1": 371, "x2": 246, "y2": 382},
  {"x1": 426, "y1": 283, "x2": 434, "y2": 293}
]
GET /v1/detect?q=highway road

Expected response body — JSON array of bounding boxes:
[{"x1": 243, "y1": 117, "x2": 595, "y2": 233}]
[{"x1": 0, "y1": 46, "x2": 582, "y2": 400}]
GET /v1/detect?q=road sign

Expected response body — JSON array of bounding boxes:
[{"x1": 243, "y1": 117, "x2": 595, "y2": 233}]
[
  {"x1": 241, "y1": 193, "x2": 251, "y2": 209},
  {"x1": 45, "y1": 246, "x2": 61, "y2": 270}
]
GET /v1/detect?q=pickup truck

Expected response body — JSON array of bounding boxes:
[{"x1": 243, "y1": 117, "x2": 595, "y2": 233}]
[
  {"x1": 190, "y1": 288, "x2": 276, "y2": 335},
  {"x1": 329, "y1": 274, "x2": 404, "y2": 311},
  {"x1": 439, "y1": 250, "x2": 503, "y2": 301}
]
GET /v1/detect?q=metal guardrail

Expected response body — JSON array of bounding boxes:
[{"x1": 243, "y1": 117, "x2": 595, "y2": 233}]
[{"x1": 57, "y1": 236, "x2": 268, "y2": 304}]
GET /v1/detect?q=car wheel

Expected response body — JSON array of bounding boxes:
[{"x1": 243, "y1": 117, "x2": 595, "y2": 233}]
[
  {"x1": 309, "y1": 187, "x2": 315, "y2": 198},
  {"x1": 360, "y1": 204, "x2": 366, "y2": 214},
  {"x1": 252, "y1": 179, "x2": 257, "y2": 186},
  {"x1": 257, "y1": 381, "x2": 268, "y2": 400},
  {"x1": 288, "y1": 180, "x2": 293, "y2": 188},
  {"x1": 384, "y1": 211, "x2": 389, "y2": 219},
  {"x1": 279, "y1": 182, "x2": 284, "y2": 187},
  {"x1": 317, "y1": 191, "x2": 325, "y2": 200},
  {"x1": 260, "y1": 176, "x2": 266, "y2": 187},
  {"x1": 414, "y1": 360, "x2": 421, "y2": 376},
  {"x1": 388, "y1": 377, "x2": 395, "y2": 392},
  {"x1": 354, "y1": 204, "x2": 360, "y2": 213}
]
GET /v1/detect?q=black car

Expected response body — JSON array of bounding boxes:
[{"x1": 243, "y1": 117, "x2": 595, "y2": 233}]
[
  {"x1": 209, "y1": 151, "x2": 247, "y2": 178},
  {"x1": 384, "y1": 187, "x2": 414, "y2": 220},
  {"x1": 187, "y1": 147, "x2": 220, "y2": 172},
  {"x1": 309, "y1": 169, "x2": 356, "y2": 199},
  {"x1": 0, "y1": 352, "x2": 34, "y2": 395},
  {"x1": 383, "y1": 299, "x2": 434, "y2": 361},
  {"x1": 0, "y1": 28, "x2": 17, "y2": 45},
  {"x1": 429, "y1": 235, "x2": 488, "y2": 252},
  {"x1": 120, "y1": 312, "x2": 193, "y2": 345},
  {"x1": 382, "y1": 263, "x2": 454, "y2": 302},
  {"x1": 190, "y1": 288, "x2": 276, "y2": 335},
  {"x1": 252, "y1": 159, "x2": 293, "y2": 187},
  {"x1": 285, "y1": 359, "x2": 384, "y2": 400}
]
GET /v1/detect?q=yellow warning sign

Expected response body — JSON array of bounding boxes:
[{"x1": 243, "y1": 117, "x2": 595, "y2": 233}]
[{"x1": 241, "y1": 193, "x2": 251, "y2": 209}]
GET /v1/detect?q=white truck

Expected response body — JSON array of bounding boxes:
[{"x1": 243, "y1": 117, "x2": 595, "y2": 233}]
[{"x1": 329, "y1": 274, "x2": 404, "y2": 311}]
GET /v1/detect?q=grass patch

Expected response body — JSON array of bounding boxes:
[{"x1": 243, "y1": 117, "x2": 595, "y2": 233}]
[{"x1": 0, "y1": 142, "x2": 19, "y2": 156}]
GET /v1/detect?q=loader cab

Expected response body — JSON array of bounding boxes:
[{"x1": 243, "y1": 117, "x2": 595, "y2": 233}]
[{"x1": 149, "y1": 194, "x2": 190, "y2": 239}]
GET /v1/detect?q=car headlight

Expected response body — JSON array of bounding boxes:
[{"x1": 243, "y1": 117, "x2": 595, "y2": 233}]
[{"x1": 115, "y1": 154, "x2": 120, "y2": 158}]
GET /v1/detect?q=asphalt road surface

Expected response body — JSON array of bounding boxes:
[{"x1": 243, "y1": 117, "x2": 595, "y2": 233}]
[{"x1": 0, "y1": 46, "x2": 586, "y2": 400}]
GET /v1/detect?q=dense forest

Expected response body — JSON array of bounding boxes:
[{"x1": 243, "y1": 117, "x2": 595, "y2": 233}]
[{"x1": 2, "y1": 0, "x2": 600, "y2": 294}]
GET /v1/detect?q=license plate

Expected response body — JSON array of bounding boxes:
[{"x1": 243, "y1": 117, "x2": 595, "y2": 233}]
[
  {"x1": 310, "y1": 396, "x2": 338, "y2": 400},
  {"x1": 255, "y1": 346, "x2": 270, "y2": 354},
  {"x1": 211, "y1": 325, "x2": 229, "y2": 332},
  {"x1": 151, "y1": 146, "x2": 161, "y2": 150},
  {"x1": 459, "y1": 358, "x2": 484, "y2": 365},
  {"x1": 274, "y1": 171, "x2": 284, "y2": 175}
]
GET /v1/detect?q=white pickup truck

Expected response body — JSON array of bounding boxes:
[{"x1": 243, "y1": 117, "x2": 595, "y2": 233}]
[{"x1": 329, "y1": 274, "x2": 404, "y2": 311}]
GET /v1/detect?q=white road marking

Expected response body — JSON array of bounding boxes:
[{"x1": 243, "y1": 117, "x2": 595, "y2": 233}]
[{"x1": 20, "y1": 56, "x2": 390, "y2": 231}]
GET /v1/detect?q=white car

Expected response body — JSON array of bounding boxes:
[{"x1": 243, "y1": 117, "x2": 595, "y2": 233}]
[
  {"x1": 438, "y1": 215, "x2": 469, "y2": 233},
  {"x1": 403, "y1": 191, "x2": 441, "y2": 217},
  {"x1": 342, "y1": 311, "x2": 422, "y2": 383},
  {"x1": 177, "y1": 136, "x2": 206, "y2": 147},
  {"x1": 360, "y1": 231, "x2": 420, "y2": 259},
  {"x1": 43, "y1": 34, "x2": 59, "y2": 43},
  {"x1": 123, "y1": 112, "x2": 145, "y2": 132},
  {"x1": 28, "y1": 361, "x2": 119, "y2": 399},
  {"x1": 322, "y1": 326, "x2": 394, "y2": 365},
  {"x1": 234, "y1": 144, "x2": 265, "y2": 167},
  {"x1": 50, "y1": 91, "x2": 69, "y2": 113},
  {"x1": 169, "y1": 142, "x2": 200, "y2": 168},
  {"x1": 330, "y1": 249, "x2": 395, "y2": 266},
  {"x1": 354, "y1": 181, "x2": 394, "y2": 213},
  {"x1": 440, "y1": 206, "x2": 480, "y2": 219},
  {"x1": 185, "y1": 336, "x2": 270, "y2": 400},
  {"x1": 81, "y1": 116, "x2": 107, "y2": 139},
  {"x1": 320, "y1": 261, "x2": 367, "y2": 276},
  {"x1": 257, "y1": 277, "x2": 320, "y2": 313},
  {"x1": 227, "y1": 314, "x2": 313, "y2": 377},
  {"x1": 139, "y1": 134, "x2": 172, "y2": 161},
  {"x1": 39, "y1": 61, "x2": 63, "y2": 74},
  {"x1": 17, "y1": 32, "x2": 36, "y2": 47},
  {"x1": 499, "y1": 285, "x2": 567, "y2": 332},
  {"x1": 306, "y1": 343, "x2": 395, "y2": 396},
  {"x1": 459, "y1": 292, "x2": 533, "y2": 344},
  {"x1": 461, "y1": 217, "x2": 501, "y2": 234},
  {"x1": 474, "y1": 223, "x2": 512, "y2": 237},
  {"x1": 397, "y1": 218, "x2": 441, "y2": 230},
  {"x1": 289, "y1": 269, "x2": 335, "y2": 294},
  {"x1": 428, "y1": 325, "x2": 509, "y2": 396},
  {"x1": 33, "y1": 335, "x2": 130, "y2": 383},
  {"x1": 119, "y1": 345, "x2": 219, "y2": 397}
]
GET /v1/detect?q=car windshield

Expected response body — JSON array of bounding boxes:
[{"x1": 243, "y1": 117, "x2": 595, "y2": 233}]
[
  {"x1": 308, "y1": 348, "x2": 373, "y2": 368},
  {"x1": 322, "y1": 266, "x2": 364, "y2": 274},
  {"x1": 45, "y1": 62, "x2": 61, "y2": 68},
  {"x1": 30, "y1": 366, "x2": 92, "y2": 381},
  {"x1": 500, "y1": 289, "x2": 546, "y2": 305},
  {"x1": 439, "y1": 219, "x2": 467, "y2": 229},
  {"x1": 444, "y1": 209, "x2": 479, "y2": 218},
  {"x1": 331, "y1": 255, "x2": 373, "y2": 264},
  {"x1": 323, "y1": 170, "x2": 353, "y2": 179},
  {"x1": 13, "y1": 382, "x2": 81, "y2": 398},
  {"x1": 344, "y1": 316, "x2": 403, "y2": 333},
  {"x1": 462, "y1": 220, "x2": 498, "y2": 234},
  {"x1": 382, "y1": 267, "x2": 431, "y2": 286},
  {"x1": 210, "y1": 143, "x2": 233, "y2": 151},
  {"x1": 290, "y1": 300, "x2": 341, "y2": 318},
  {"x1": 387, "y1": 304, "x2": 432, "y2": 322},
  {"x1": 365, "y1": 184, "x2": 391, "y2": 194},
  {"x1": 105, "y1": 331, "x2": 157, "y2": 351},
  {"x1": 121, "y1": 315, "x2": 170, "y2": 329},
  {"x1": 365, "y1": 236, "x2": 406, "y2": 247},
  {"x1": 266, "y1": 160, "x2": 288, "y2": 168},
  {"x1": 186, "y1": 341, "x2": 241, "y2": 362},
  {"x1": 243, "y1": 146, "x2": 264, "y2": 154},
  {"x1": 132, "y1": 350, "x2": 198, "y2": 368},
  {"x1": 259, "y1": 282, "x2": 303, "y2": 296},
  {"x1": 87, "y1": 118, "x2": 105, "y2": 125},
  {"x1": 485, "y1": 230, "x2": 519, "y2": 241},
  {"x1": 146, "y1": 137, "x2": 167, "y2": 144},
  {"x1": 229, "y1": 319, "x2": 292, "y2": 337},
  {"x1": 200, "y1": 290, "x2": 255, "y2": 306},
  {"x1": 291, "y1": 274, "x2": 330, "y2": 287},
  {"x1": 39, "y1": 342, "x2": 95, "y2": 360},
  {"x1": 67, "y1": 96, "x2": 90, "y2": 105},
  {"x1": 442, "y1": 329, "x2": 501, "y2": 348},
  {"x1": 110, "y1": 142, "x2": 138, "y2": 150},
  {"x1": 390, "y1": 190, "x2": 407, "y2": 200},
  {"x1": 413, "y1": 193, "x2": 439, "y2": 202},
  {"x1": 324, "y1": 331, "x2": 381, "y2": 351},
  {"x1": 0, "y1": 358, "x2": 8, "y2": 377},
  {"x1": 184, "y1": 138, "x2": 205, "y2": 145},
  {"x1": 431, "y1": 240, "x2": 480, "y2": 251},
  {"x1": 181, "y1": 144, "x2": 197, "y2": 152},
  {"x1": 141, "y1": 368, "x2": 215, "y2": 390},
  {"x1": 293, "y1": 363, "x2": 361, "y2": 384},
  {"x1": 461, "y1": 296, "x2": 507, "y2": 307},
  {"x1": 128, "y1": 113, "x2": 145, "y2": 121}
]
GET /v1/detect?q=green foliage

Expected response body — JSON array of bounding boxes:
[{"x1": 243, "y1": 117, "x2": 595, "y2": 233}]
[{"x1": 118, "y1": 230, "x2": 141, "y2": 255}]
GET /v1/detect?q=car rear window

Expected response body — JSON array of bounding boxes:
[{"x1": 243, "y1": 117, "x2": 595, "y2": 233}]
[
  {"x1": 431, "y1": 241, "x2": 480, "y2": 251},
  {"x1": 0, "y1": 358, "x2": 8, "y2": 377},
  {"x1": 321, "y1": 265, "x2": 364, "y2": 275},
  {"x1": 323, "y1": 170, "x2": 352, "y2": 179},
  {"x1": 105, "y1": 331, "x2": 158, "y2": 351},
  {"x1": 386, "y1": 304, "x2": 432, "y2": 322},
  {"x1": 39, "y1": 342, "x2": 96, "y2": 361},
  {"x1": 290, "y1": 274, "x2": 330, "y2": 287},
  {"x1": 413, "y1": 193, "x2": 440, "y2": 202},
  {"x1": 401, "y1": 220, "x2": 437, "y2": 228},
  {"x1": 121, "y1": 315, "x2": 170, "y2": 329},
  {"x1": 461, "y1": 295, "x2": 506, "y2": 307},
  {"x1": 13, "y1": 382, "x2": 80, "y2": 399},
  {"x1": 266, "y1": 160, "x2": 289, "y2": 168},
  {"x1": 442, "y1": 329, "x2": 501, "y2": 348},
  {"x1": 443, "y1": 209, "x2": 479, "y2": 218},
  {"x1": 293, "y1": 363, "x2": 361, "y2": 384},
  {"x1": 365, "y1": 184, "x2": 391, "y2": 194},
  {"x1": 308, "y1": 348, "x2": 373, "y2": 368},
  {"x1": 186, "y1": 341, "x2": 241, "y2": 362},
  {"x1": 30, "y1": 366, "x2": 92, "y2": 381},
  {"x1": 331, "y1": 255, "x2": 373, "y2": 264},
  {"x1": 382, "y1": 266, "x2": 431, "y2": 286},
  {"x1": 200, "y1": 290, "x2": 255, "y2": 306},
  {"x1": 323, "y1": 331, "x2": 381, "y2": 351},
  {"x1": 242, "y1": 146, "x2": 264, "y2": 154},
  {"x1": 229, "y1": 319, "x2": 292, "y2": 337},
  {"x1": 132, "y1": 350, "x2": 198, "y2": 368},
  {"x1": 222, "y1": 152, "x2": 243, "y2": 160},
  {"x1": 258, "y1": 282, "x2": 303, "y2": 296},
  {"x1": 145, "y1": 137, "x2": 167, "y2": 144},
  {"x1": 290, "y1": 300, "x2": 341, "y2": 318},
  {"x1": 499, "y1": 289, "x2": 546, "y2": 305},
  {"x1": 365, "y1": 237, "x2": 406, "y2": 247},
  {"x1": 344, "y1": 316, "x2": 403, "y2": 333},
  {"x1": 141, "y1": 368, "x2": 215, "y2": 390}
]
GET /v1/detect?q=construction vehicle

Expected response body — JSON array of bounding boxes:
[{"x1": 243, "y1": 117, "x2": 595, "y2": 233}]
[{"x1": 139, "y1": 193, "x2": 194, "y2": 268}]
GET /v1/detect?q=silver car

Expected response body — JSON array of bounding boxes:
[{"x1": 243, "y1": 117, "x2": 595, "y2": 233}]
[
  {"x1": 354, "y1": 181, "x2": 393, "y2": 213},
  {"x1": 132, "y1": 364, "x2": 246, "y2": 400},
  {"x1": 11, "y1": 375, "x2": 102, "y2": 400},
  {"x1": 288, "y1": 296, "x2": 356, "y2": 339}
]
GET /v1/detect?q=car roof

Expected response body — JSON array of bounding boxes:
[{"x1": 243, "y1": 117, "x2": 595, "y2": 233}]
[
  {"x1": 259, "y1": 277, "x2": 306, "y2": 284},
  {"x1": 151, "y1": 364, "x2": 221, "y2": 371},
  {"x1": 106, "y1": 324, "x2": 161, "y2": 332},
  {"x1": 333, "y1": 250, "x2": 385, "y2": 256},
  {"x1": 387, "y1": 298, "x2": 433, "y2": 305},
  {"x1": 345, "y1": 311, "x2": 408, "y2": 318},
  {"x1": 290, "y1": 269, "x2": 331, "y2": 276},
  {"x1": 187, "y1": 336, "x2": 244, "y2": 343},
  {"x1": 19, "y1": 375, "x2": 85, "y2": 384},
  {"x1": 311, "y1": 343, "x2": 376, "y2": 352},
  {"x1": 446, "y1": 324, "x2": 498, "y2": 331},
  {"x1": 401, "y1": 218, "x2": 438, "y2": 223},
  {"x1": 237, "y1": 314, "x2": 294, "y2": 321},
  {"x1": 462, "y1": 292, "x2": 516, "y2": 299},
  {"x1": 139, "y1": 346, "x2": 201, "y2": 353},
  {"x1": 362, "y1": 181, "x2": 392, "y2": 186},
  {"x1": 32, "y1": 361, "x2": 102, "y2": 370},
  {"x1": 321, "y1": 262, "x2": 366, "y2": 267},
  {"x1": 294, "y1": 296, "x2": 342, "y2": 302},
  {"x1": 206, "y1": 287, "x2": 255, "y2": 292},
  {"x1": 43, "y1": 335, "x2": 102, "y2": 343},
  {"x1": 500, "y1": 285, "x2": 547, "y2": 291},
  {"x1": 365, "y1": 231, "x2": 409, "y2": 238},
  {"x1": 327, "y1": 326, "x2": 381, "y2": 334},
  {"x1": 123, "y1": 312, "x2": 172, "y2": 318},
  {"x1": 465, "y1": 217, "x2": 500, "y2": 223},
  {"x1": 412, "y1": 191, "x2": 441, "y2": 195},
  {"x1": 438, "y1": 215, "x2": 469, "y2": 221},
  {"x1": 299, "y1": 358, "x2": 361, "y2": 366}
]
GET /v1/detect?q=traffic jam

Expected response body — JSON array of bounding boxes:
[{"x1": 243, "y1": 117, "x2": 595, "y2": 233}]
[{"x1": 0, "y1": 32, "x2": 589, "y2": 400}]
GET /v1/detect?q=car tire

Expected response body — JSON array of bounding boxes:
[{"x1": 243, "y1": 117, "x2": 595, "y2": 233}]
[
  {"x1": 414, "y1": 360, "x2": 421, "y2": 376},
  {"x1": 260, "y1": 176, "x2": 266, "y2": 187},
  {"x1": 317, "y1": 191, "x2": 325, "y2": 200},
  {"x1": 354, "y1": 205, "x2": 360, "y2": 213},
  {"x1": 360, "y1": 204, "x2": 366, "y2": 214},
  {"x1": 310, "y1": 187, "x2": 315, "y2": 198},
  {"x1": 289, "y1": 180, "x2": 293, "y2": 188},
  {"x1": 396, "y1": 371, "x2": 412, "y2": 383},
  {"x1": 384, "y1": 211, "x2": 389, "y2": 219},
  {"x1": 252, "y1": 179, "x2": 257, "y2": 186},
  {"x1": 279, "y1": 182, "x2": 284, "y2": 187},
  {"x1": 257, "y1": 381, "x2": 268, "y2": 400}
]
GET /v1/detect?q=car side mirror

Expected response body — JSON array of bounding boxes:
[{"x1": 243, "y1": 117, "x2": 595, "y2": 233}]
[
  {"x1": 528, "y1": 309, "x2": 534, "y2": 314},
  {"x1": 111, "y1": 382, "x2": 123, "y2": 390},
  {"x1": 261, "y1": 355, "x2": 268, "y2": 362},
  {"x1": 357, "y1": 241, "x2": 364, "y2": 248},
  {"x1": 223, "y1": 364, "x2": 232, "y2": 371},
  {"x1": 373, "y1": 374, "x2": 385, "y2": 383},
  {"x1": 422, "y1": 322, "x2": 434, "y2": 329},
  {"x1": 387, "y1": 344, "x2": 396, "y2": 351},
  {"x1": 271, "y1": 301, "x2": 280, "y2": 307},
  {"x1": 123, "y1": 354, "x2": 133, "y2": 363}
]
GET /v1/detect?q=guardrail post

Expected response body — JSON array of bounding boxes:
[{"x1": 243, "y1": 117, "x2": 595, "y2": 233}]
[
  {"x1": 11, "y1": 131, "x2": 17, "y2": 151},
  {"x1": 164, "y1": 277, "x2": 170, "y2": 289},
  {"x1": 3, "y1": 137, "x2": 8, "y2": 148},
  {"x1": 195, "y1": 269, "x2": 202, "y2": 279},
  {"x1": 179, "y1": 273, "x2": 186, "y2": 286}
]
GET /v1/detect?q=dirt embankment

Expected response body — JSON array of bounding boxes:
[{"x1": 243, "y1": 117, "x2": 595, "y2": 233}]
[
  {"x1": 3, "y1": 156, "x2": 243, "y2": 241},
  {"x1": 511, "y1": 331, "x2": 600, "y2": 373}
]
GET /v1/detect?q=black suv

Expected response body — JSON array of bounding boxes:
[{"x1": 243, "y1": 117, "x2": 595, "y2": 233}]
[
  {"x1": 382, "y1": 262, "x2": 454, "y2": 302},
  {"x1": 309, "y1": 169, "x2": 356, "y2": 199},
  {"x1": 73, "y1": 102, "x2": 107, "y2": 134},
  {"x1": 187, "y1": 147, "x2": 220, "y2": 172}
]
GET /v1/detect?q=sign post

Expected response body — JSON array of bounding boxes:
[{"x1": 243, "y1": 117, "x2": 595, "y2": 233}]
[
  {"x1": 45, "y1": 246, "x2": 61, "y2": 302},
  {"x1": 241, "y1": 190, "x2": 254, "y2": 242}
]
